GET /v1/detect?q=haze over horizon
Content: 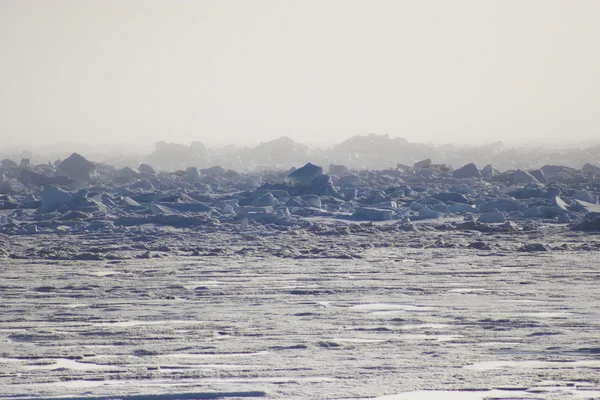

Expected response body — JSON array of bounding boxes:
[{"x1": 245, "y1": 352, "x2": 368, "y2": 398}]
[{"x1": 2, "y1": 1, "x2": 600, "y2": 149}]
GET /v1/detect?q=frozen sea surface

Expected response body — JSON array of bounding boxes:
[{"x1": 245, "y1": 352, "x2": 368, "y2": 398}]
[{"x1": 1, "y1": 248, "x2": 600, "y2": 399}]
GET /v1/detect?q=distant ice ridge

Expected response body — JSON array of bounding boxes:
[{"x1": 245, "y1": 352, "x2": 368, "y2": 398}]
[
  {"x1": 1, "y1": 150, "x2": 600, "y2": 246},
  {"x1": 2, "y1": 134, "x2": 600, "y2": 172}
]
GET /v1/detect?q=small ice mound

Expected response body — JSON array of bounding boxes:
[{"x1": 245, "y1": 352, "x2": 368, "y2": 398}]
[
  {"x1": 182, "y1": 167, "x2": 202, "y2": 183},
  {"x1": 222, "y1": 204, "x2": 235, "y2": 214},
  {"x1": 574, "y1": 199, "x2": 600, "y2": 213},
  {"x1": 329, "y1": 163, "x2": 349, "y2": 175},
  {"x1": 512, "y1": 169, "x2": 540, "y2": 185},
  {"x1": 58, "y1": 152, "x2": 96, "y2": 181},
  {"x1": 252, "y1": 192, "x2": 279, "y2": 207},
  {"x1": 286, "y1": 162, "x2": 323, "y2": 185},
  {"x1": 452, "y1": 163, "x2": 481, "y2": 179},
  {"x1": 353, "y1": 207, "x2": 394, "y2": 221},
  {"x1": 417, "y1": 208, "x2": 444, "y2": 219},
  {"x1": 1, "y1": 158, "x2": 17, "y2": 167},
  {"x1": 574, "y1": 189, "x2": 597, "y2": 204},
  {"x1": 138, "y1": 163, "x2": 156, "y2": 175},
  {"x1": 477, "y1": 212, "x2": 506, "y2": 224},
  {"x1": 413, "y1": 158, "x2": 432, "y2": 170},
  {"x1": 40, "y1": 185, "x2": 73, "y2": 213},
  {"x1": 299, "y1": 194, "x2": 321, "y2": 208},
  {"x1": 183, "y1": 280, "x2": 222, "y2": 290}
]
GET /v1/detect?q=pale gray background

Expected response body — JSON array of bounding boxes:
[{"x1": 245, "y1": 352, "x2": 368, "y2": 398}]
[{"x1": 1, "y1": 0, "x2": 598, "y2": 147}]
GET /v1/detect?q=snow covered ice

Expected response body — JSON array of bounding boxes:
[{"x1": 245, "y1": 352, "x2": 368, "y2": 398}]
[{"x1": 1, "y1": 140, "x2": 600, "y2": 399}]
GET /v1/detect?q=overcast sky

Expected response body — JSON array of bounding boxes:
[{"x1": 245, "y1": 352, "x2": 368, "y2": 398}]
[{"x1": 1, "y1": 0, "x2": 599, "y2": 148}]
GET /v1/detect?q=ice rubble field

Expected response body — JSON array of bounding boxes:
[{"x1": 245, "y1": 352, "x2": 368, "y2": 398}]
[
  {"x1": 2, "y1": 146, "x2": 600, "y2": 399},
  {"x1": 2, "y1": 242, "x2": 600, "y2": 400}
]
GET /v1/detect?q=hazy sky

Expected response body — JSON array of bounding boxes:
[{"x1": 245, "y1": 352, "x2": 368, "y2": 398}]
[{"x1": 1, "y1": 0, "x2": 599, "y2": 148}]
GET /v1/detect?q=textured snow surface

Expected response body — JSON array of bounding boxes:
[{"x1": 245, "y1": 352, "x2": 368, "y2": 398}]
[{"x1": 1, "y1": 248, "x2": 600, "y2": 399}]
